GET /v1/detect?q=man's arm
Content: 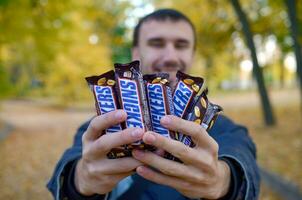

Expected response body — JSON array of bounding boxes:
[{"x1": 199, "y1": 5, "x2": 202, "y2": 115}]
[{"x1": 209, "y1": 115, "x2": 260, "y2": 200}]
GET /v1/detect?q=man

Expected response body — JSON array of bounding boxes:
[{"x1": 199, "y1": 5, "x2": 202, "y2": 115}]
[{"x1": 47, "y1": 9, "x2": 260, "y2": 200}]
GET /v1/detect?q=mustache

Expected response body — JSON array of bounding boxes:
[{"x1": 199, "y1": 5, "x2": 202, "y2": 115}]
[{"x1": 151, "y1": 63, "x2": 185, "y2": 72}]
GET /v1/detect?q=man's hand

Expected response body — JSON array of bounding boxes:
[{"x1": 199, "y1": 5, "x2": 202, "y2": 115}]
[
  {"x1": 74, "y1": 110, "x2": 144, "y2": 196},
  {"x1": 132, "y1": 115, "x2": 231, "y2": 199}
]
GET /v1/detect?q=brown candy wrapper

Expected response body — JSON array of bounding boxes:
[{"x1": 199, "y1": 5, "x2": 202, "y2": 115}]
[
  {"x1": 85, "y1": 70, "x2": 131, "y2": 159},
  {"x1": 182, "y1": 100, "x2": 223, "y2": 148},
  {"x1": 85, "y1": 62, "x2": 223, "y2": 161},
  {"x1": 114, "y1": 60, "x2": 154, "y2": 150},
  {"x1": 186, "y1": 88, "x2": 209, "y2": 125},
  {"x1": 144, "y1": 73, "x2": 175, "y2": 139},
  {"x1": 201, "y1": 102, "x2": 223, "y2": 131},
  {"x1": 173, "y1": 71, "x2": 204, "y2": 141}
]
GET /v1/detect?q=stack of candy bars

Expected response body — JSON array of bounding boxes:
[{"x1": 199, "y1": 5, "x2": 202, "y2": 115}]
[{"x1": 85, "y1": 60, "x2": 222, "y2": 160}]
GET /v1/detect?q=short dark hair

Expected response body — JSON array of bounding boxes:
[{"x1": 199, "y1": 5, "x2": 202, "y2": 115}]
[{"x1": 133, "y1": 8, "x2": 196, "y2": 50}]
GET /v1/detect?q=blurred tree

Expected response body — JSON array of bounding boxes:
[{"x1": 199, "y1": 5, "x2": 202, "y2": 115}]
[
  {"x1": 1, "y1": 0, "x2": 299, "y2": 107},
  {"x1": 231, "y1": 0, "x2": 276, "y2": 125},
  {"x1": 79, "y1": 0, "x2": 132, "y2": 63},
  {"x1": 0, "y1": 0, "x2": 132, "y2": 104},
  {"x1": 0, "y1": 0, "x2": 77, "y2": 98},
  {"x1": 285, "y1": 0, "x2": 302, "y2": 110},
  {"x1": 240, "y1": 0, "x2": 284, "y2": 88},
  {"x1": 266, "y1": 0, "x2": 292, "y2": 88},
  {"x1": 243, "y1": 0, "x2": 302, "y2": 89},
  {"x1": 111, "y1": 25, "x2": 132, "y2": 64}
]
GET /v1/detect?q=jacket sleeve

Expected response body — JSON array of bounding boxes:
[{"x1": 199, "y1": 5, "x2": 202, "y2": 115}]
[
  {"x1": 46, "y1": 120, "x2": 107, "y2": 200},
  {"x1": 208, "y1": 115, "x2": 260, "y2": 200}
]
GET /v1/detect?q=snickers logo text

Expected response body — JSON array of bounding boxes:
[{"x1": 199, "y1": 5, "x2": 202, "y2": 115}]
[
  {"x1": 94, "y1": 85, "x2": 122, "y2": 133},
  {"x1": 173, "y1": 81, "x2": 193, "y2": 117},
  {"x1": 182, "y1": 136, "x2": 192, "y2": 146},
  {"x1": 119, "y1": 79, "x2": 144, "y2": 130},
  {"x1": 147, "y1": 83, "x2": 170, "y2": 138}
]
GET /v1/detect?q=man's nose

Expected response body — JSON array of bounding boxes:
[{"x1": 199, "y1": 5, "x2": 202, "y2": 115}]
[{"x1": 162, "y1": 44, "x2": 178, "y2": 65}]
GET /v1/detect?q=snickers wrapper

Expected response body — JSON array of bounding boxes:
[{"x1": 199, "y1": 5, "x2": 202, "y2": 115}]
[
  {"x1": 114, "y1": 60, "x2": 154, "y2": 150},
  {"x1": 85, "y1": 70, "x2": 131, "y2": 159},
  {"x1": 144, "y1": 73, "x2": 175, "y2": 139},
  {"x1": 173, "y1": 71, "x2": 204, "y2": 141}
]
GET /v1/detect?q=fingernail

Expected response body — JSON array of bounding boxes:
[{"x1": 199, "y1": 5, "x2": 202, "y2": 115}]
[
  {"x1": 133, "y1": 150, "x2": 144, "y2": 158},
  {"x1": 136, "y1": 166, "x2": 144, "y2": 174},
  {"x1": 145, "y1": 133, "x2": 156, "y2": 144},
  {"x1": 131, "y1": 129, "x2": 143, "y2": 137},
  {"x1": 115, "y1": 110, "x2": 125, "y2": 120},
  {"x1": 161, "y1": 116, "x2": 171, "y2": 126},
  {"x1": 137, "y1": 166, "x2": 148, "y2": 176}
]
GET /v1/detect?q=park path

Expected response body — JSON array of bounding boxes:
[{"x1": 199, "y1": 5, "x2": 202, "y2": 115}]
[
  {"x1": 0, "y1": 88, "x2": 299, "y2": 199},
  {"x1": 0, "y1": 100, "x2": 94, "y2": 134},
  {"x1": 0, "y1": 100, "x2": 94, "y2": 200}
]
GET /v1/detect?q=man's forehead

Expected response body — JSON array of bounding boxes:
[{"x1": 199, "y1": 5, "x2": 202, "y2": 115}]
[{"x1": 139, "y1": 19, "x2": 194, "y2": 42}]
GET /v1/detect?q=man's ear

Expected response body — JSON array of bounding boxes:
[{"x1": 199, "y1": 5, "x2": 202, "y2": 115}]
[{"x1": 131, "y1": 47, "x2": 140, "y2": 61}]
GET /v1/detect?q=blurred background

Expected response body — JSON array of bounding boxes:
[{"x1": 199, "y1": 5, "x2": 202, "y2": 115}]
[{"x1": 0, "y1": 0, "x2": 301, "y2": 199}]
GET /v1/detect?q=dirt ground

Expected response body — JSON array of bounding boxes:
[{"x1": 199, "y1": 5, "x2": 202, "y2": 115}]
[{"x1": 0, "y1": 88, "x2": 301, "y2": 200}]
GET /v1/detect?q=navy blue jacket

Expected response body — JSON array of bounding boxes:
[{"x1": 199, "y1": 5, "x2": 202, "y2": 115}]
[{"x1": 47, "y1": 115, "x2": 260, "y2": 200}]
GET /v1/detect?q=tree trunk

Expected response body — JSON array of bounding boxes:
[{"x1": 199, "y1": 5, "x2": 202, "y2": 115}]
[
  {"x1": 230, "y1": 0, "x2": 276, "y2": 125},
  {"x1": 285, "y1": 0, "x2": 302, "y2": 112},
  {"x1": 280, "y1": 54, "x2": 285, "y2": 89}
]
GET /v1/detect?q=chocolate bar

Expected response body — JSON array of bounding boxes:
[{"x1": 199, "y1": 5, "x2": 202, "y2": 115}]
[
  {"x1": 114, "y1": 61, "x2": 153, "y2": 150},
  {"x1": 85, "y1": 71, "x2": 131, "y2": 159},
  {"x1": 144, "y1": 73, "x2": 175, "y2": 139},
  {"x1": 85, "y1": 62, "x2": 223, "y2": 159},
  {"x1": 86, "y1": 70, "x2": 122, "y2": 133},
  {"x1": 173, "y1": 71, "x2": 204, "y2": 141},
  {"x1": 182, "y1": 101, "x2": 222, "y2": 148},
  {"x1": 201, "y1": 102, "x2": 223, "y2": 131},
  {"x1": 181, "y1": 89, "x2": 209, "y2": 146}
]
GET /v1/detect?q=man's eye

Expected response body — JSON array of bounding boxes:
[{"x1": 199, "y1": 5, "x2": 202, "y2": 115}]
[
  {"x1": 148, "y1": 40, "x2": 164, "y2": 48},
  {"x1": 175, "y1": 42, "x2": 189, "y2": 49}
]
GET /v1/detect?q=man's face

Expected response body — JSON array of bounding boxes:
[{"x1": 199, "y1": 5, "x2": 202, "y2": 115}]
[{"x1": 132, "y1": 19, "x2": 195, "y2": 86}]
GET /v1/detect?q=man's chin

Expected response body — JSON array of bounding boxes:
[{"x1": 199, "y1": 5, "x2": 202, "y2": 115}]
[
  {"x1": 162, "y1": 71, "x2": 177, "y2": 88},
  {"x1": 149, "y1": 68, "x2": 178, "y2": 88}
]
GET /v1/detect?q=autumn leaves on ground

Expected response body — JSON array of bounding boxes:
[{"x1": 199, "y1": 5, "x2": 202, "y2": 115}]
[{"x1": 0, "y1": 89, "x2": 301, "y2": 200}]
